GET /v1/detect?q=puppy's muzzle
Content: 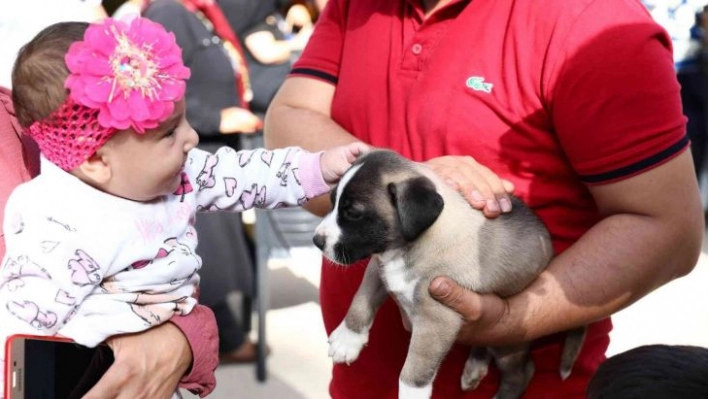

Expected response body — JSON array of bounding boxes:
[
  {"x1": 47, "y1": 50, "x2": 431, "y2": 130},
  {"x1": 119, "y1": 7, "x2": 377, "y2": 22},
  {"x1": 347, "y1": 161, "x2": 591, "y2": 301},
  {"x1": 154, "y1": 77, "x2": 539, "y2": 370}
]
[{"x1": 313, "y1": 234, "x2": 326, "y2": 251}]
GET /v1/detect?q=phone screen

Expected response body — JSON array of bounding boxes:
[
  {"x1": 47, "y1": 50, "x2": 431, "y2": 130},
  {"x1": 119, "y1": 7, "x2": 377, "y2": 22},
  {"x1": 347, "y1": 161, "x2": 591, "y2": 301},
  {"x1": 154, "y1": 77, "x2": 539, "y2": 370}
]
[{"x1": 7, "y1": 337, "x2": 114, "y2": 399}]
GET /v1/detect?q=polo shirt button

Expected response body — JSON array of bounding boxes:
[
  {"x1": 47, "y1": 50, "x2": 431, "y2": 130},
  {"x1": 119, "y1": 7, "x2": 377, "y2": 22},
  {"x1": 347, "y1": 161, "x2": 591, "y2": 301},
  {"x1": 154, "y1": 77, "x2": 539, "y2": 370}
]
[{"x1": 411, "y1": 43, "x2": 423, "y2": 55}]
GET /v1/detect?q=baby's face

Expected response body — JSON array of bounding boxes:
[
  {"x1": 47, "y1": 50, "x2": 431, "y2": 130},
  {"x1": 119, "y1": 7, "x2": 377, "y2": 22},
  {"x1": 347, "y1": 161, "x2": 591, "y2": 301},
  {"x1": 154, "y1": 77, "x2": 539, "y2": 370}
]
[{"x1": 100, "y1": 100, "x2": 199, "y2": 202}]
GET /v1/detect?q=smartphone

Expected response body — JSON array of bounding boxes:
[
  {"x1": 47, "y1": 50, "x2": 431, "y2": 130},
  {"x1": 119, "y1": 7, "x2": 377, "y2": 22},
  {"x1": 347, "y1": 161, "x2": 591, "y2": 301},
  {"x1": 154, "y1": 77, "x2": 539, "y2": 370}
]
[{"x1": 4, "y1": 335, "x2": 114, "y2": 399}]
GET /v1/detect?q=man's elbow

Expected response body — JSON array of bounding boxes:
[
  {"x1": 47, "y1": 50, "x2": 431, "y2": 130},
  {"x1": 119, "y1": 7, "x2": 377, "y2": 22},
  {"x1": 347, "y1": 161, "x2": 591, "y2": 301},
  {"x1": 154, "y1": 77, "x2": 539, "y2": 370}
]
[{"x1": 672, "y1": 205, "x2": 705, "y2": 279}]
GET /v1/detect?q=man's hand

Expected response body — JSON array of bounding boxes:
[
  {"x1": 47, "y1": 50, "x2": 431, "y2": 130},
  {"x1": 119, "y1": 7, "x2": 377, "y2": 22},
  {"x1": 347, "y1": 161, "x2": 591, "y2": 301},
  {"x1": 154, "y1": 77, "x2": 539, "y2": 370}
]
[
  {"x1": 426, "y1": 156, "x2": 514, "y2": 218},
  {"x1": 427, "y1": 276, "x2": 523, "y2": 347},
  {"x1": 82, "y1": 322, "x2": 192, "y2": 399}
]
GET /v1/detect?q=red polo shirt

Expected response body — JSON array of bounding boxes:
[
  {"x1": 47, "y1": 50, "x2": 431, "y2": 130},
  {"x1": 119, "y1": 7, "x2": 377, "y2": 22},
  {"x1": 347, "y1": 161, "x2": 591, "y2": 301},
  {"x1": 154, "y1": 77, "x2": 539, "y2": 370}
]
[{"x1": 292, "y1": 0, "x2": 687, "y2": 397}]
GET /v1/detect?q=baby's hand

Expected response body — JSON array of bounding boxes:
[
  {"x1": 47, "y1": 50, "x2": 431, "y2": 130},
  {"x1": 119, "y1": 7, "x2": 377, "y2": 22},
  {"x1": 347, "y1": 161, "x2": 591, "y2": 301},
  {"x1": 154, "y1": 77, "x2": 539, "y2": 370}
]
[{"x1": 320, "y1": 142, "x2": 370, "y2": 185}]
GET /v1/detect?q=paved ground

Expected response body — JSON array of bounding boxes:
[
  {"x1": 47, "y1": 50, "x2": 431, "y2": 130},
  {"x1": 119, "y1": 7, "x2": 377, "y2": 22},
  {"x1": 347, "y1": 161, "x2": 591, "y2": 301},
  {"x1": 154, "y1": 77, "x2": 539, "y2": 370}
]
[{"x1": 184, "y1": 236, "x2": 708, "y2": 399}]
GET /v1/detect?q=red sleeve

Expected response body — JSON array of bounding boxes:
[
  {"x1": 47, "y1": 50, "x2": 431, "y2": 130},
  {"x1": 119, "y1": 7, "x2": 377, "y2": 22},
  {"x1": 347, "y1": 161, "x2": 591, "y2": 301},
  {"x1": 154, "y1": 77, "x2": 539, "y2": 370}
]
[
  {"x1": 289, "y1": 0, "x2": 345, "y2": 84},
  {"x1": 0, "y1": 86, "x2": 39, "y2": 259},
  {"x1": 170, "y1": 304, "x2": 219, "y2": 397},
  {"x1": 547, "y1": 0, "x2": 688, "y2": 184}
]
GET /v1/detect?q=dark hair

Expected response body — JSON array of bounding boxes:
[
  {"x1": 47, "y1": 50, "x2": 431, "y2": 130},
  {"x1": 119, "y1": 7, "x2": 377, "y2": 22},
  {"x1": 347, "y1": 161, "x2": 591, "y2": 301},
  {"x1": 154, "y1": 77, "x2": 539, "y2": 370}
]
[
  {"x1": 587, "y1": 344, "x2": 708, "y2": 399},
  {"x1": 11, "y1": 21, "x2": 89, "y2": 127}
]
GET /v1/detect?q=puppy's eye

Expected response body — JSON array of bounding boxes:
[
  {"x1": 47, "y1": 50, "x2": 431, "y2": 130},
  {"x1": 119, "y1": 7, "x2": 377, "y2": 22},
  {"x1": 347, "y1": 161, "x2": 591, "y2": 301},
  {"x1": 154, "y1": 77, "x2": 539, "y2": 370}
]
[{"x1": 342, "y1": 207, "x2": 362, "y2": 221}]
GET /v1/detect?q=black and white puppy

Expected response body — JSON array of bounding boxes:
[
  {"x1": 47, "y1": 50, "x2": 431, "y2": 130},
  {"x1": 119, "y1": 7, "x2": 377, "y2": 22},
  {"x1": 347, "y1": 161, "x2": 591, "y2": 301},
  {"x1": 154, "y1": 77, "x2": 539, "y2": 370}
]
[{"x1": 313, "y1": 149, "x2": 586, "y2": 399}]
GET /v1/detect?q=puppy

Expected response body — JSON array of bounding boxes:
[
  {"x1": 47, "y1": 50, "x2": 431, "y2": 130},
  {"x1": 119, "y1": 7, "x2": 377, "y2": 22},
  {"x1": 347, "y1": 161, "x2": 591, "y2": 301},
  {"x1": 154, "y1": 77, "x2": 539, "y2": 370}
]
[{"x1": 313, "y1": 149, "x2": 586, "y2": 399}]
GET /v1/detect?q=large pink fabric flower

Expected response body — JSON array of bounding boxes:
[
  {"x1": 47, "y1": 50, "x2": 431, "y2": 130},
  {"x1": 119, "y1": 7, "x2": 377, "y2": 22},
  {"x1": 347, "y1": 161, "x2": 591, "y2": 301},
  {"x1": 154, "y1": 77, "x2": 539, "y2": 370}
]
[{"x1": 64, "y1": 17, "x2": 191, "y2": 133}]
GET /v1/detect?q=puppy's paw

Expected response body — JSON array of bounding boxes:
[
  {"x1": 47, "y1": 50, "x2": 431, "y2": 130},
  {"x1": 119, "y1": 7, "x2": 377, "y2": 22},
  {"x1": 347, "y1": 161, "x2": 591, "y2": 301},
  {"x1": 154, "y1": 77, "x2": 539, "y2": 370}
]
[
  {"x1": 460, "y1": 360, "x2": 488, "y2": 391},
  {"x1": 399, "y1": 380, "x2": 433, "y2": 399},
  {"x1": 461, "y1": 349, "x2": 490, "y2": 391},
  {"x1": 328, "y1": 321, "x2": 368, "y2": 365}
]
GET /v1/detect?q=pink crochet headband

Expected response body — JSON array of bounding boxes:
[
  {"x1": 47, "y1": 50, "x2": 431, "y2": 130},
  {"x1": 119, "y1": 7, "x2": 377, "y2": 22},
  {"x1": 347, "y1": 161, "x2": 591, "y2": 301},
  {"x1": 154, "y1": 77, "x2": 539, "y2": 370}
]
[{"x1": 27, "y1": 17, "x2": 191, "y2": 171}]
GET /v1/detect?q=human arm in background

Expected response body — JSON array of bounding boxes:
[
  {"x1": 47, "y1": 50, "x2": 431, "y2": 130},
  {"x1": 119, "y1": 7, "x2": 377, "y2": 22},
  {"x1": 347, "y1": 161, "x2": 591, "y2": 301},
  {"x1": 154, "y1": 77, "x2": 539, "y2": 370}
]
[
  {"x1": 244, "y1": 29, "x2": 304, "y2": 64},
  {"x1": 185, "y1": 91, "x2": 262, "y2": 134},
  {"x1": 242, "y1": 4, "x2": 314, "y2": 61},
  {"x1": 284, "y1": 3, "x2": 314, "y2": 32},
  {"x1": 217, "y1": 106, "x2": 262, "y2": 134}
]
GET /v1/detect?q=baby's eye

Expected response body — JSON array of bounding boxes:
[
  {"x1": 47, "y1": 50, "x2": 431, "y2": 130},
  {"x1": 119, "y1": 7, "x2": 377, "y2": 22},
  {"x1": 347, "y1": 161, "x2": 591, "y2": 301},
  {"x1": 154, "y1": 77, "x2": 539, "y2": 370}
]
[{"x1": 164, "y1": 127, "x2": 177, "y2": 138}]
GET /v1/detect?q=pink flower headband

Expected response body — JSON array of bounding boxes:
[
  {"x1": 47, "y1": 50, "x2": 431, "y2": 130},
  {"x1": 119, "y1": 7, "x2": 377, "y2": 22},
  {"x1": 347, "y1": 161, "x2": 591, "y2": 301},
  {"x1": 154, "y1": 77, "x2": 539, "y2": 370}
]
[
  {"x1": 65, "y1": 17, "x2": 190, "y2": 132},
  {"x1": 28, "y1": 17, "x2": 191, "y2": 170}
]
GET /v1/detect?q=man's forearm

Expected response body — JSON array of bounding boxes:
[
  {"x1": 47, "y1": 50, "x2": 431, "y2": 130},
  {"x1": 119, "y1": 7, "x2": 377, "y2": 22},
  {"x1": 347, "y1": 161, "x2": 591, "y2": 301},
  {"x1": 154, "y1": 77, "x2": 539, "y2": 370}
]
[
  {"x1": 264, "y1": 85, "x2": 363, "y2": 216},
  {"x1": 264, "y1": 76, "x2": 359, "y2": 152},
  {"x1": 264, "y1": 104, "x2": 357, "y2": 151},
  {"x1": 264, "y1": 104, "x2": 356, "y2": 217},
  {"x1": 502, "y1": 211, "x2": 702, "y2": 345}
]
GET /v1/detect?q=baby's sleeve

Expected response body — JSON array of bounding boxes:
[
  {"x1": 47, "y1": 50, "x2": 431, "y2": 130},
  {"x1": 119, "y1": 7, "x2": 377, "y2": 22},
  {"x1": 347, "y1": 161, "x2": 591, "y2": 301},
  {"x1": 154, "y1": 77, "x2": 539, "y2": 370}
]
[
  {"x1": 186, "y1": 147, "x2": 329, "y2": 212},
  {"x1": 0, "y1": 187, "x2": 109, "y2": 344}
]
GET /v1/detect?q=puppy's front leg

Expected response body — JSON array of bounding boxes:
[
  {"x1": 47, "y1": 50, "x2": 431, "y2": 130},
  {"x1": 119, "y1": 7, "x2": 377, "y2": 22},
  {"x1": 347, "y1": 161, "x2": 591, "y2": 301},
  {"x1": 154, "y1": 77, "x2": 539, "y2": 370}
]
[
  {"x1": 399, "y1": 306, "x2": 461, "y2": 399},
  {"x1": 328, "y1": 257, "x2": 388, "y2": 364}
]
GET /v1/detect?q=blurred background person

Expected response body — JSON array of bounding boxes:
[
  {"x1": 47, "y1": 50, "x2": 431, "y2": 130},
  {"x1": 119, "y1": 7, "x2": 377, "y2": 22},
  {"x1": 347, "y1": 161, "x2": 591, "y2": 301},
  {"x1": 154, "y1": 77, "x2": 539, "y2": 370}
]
[
  {"x1": 642, "y1": 0, "x2": 708, "y2": 195},
  {"x1": 218, "y1": 0, "x2": 314, "y2": 117}
]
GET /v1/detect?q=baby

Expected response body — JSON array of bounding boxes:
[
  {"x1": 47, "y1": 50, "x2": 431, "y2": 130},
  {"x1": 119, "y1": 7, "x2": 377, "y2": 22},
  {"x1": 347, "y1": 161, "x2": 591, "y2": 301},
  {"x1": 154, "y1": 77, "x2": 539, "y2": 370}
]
[{"x1": 0, "y1": 17, "x2": 366, "y2": 397}]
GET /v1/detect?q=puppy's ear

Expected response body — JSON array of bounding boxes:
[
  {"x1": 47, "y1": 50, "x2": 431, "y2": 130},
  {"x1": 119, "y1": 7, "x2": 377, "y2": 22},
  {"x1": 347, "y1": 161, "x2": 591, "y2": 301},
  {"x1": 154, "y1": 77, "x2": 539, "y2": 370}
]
[{"x1": 388, "y1": 176, "x2": 444, "y2": 241}]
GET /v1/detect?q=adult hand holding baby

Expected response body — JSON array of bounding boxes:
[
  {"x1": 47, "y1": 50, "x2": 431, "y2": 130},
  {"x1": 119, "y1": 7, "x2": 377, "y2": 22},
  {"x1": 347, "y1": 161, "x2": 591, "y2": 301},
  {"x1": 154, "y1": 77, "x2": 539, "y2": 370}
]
[{"x1": 82, "y1": 323, "x2": 192, "y2": 399}]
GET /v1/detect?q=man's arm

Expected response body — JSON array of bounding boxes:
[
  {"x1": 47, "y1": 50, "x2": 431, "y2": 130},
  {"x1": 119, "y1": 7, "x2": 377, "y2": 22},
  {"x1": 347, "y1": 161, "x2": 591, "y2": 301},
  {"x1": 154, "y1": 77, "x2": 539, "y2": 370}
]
[
  {"x1": 430, "y1": 150, "x2": 704, "y2": 346},
  {"x1": 264, "y1": 77, "x2": 359, "y2": 216},
  {"x1": 264, "y1": 77, "x2": 357, "y2": 151}
]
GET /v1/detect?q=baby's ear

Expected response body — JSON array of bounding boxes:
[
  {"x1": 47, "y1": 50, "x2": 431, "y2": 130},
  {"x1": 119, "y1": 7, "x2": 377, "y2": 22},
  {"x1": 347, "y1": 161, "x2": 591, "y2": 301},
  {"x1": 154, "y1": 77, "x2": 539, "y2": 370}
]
[{"x1": 77, "y1": 153, "x2": 112, "y2": 185}]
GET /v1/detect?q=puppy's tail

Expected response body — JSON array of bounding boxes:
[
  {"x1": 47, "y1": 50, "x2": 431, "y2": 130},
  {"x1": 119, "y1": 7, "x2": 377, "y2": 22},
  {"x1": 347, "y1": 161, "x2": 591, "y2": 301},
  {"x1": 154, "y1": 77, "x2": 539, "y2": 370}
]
[{"x1": 560, "y1": 326, "x2": 588, "y2": 380}]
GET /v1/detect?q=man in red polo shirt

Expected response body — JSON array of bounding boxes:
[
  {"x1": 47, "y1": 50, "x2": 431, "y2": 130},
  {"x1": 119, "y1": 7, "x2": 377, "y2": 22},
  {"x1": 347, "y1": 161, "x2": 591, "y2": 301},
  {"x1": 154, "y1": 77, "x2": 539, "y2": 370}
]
[{"x1": 265, "y1": 0, "x2": 704, "y2": 397}]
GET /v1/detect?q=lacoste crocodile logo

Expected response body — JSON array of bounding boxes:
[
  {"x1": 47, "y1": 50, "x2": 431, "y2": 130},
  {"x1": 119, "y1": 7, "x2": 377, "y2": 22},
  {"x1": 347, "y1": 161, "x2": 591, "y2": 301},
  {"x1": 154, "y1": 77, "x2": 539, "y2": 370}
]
[{"x1": 466, "y1": 76, "x2": 493, "y2": 93}]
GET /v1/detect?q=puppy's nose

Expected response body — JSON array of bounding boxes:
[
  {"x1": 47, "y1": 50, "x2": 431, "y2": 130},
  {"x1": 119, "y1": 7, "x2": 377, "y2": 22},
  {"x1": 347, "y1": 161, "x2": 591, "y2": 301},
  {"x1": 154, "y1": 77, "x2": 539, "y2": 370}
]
[{"x1": 313, "y1": 234, "x2": 326, "y2": 250}]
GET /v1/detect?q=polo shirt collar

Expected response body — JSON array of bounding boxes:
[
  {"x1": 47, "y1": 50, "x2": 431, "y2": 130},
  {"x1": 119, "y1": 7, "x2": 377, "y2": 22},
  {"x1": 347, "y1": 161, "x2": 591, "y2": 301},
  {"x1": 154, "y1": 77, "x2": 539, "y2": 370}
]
[{"x1": 405, "y1": 0, "x2": 473, "y2": 22}]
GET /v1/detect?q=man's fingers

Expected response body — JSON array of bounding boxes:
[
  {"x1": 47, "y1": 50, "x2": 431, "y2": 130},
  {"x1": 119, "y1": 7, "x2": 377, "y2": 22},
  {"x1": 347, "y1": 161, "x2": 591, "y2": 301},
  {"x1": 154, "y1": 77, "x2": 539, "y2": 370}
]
[
  {"x1": 429, "y1": 277, "x2": 482, "y2": 322},
  {"x1": 502, "y1": 179, "x2": 515, "y2": 194}
]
